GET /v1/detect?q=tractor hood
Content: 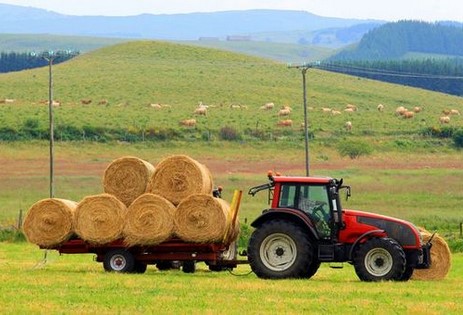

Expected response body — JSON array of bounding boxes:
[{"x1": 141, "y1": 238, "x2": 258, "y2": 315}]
[{"x1": 341, "y1": 209, "x2": 422, "y2": 248}]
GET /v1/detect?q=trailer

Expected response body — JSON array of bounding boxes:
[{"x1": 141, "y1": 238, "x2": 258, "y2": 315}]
[{"x1": 42, "y1": 190, "x2": 245, "y2": 274}]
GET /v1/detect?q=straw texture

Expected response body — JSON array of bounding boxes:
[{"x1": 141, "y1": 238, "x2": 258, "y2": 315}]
[
  {"x1": 123, "y1": 193, "x2": 175, "y2": 246},
  {"x1": 412, "y1": 228, "x2": 452, "y2": 280},
  {"x1": 103, "y1": 156, "x2": 155, "y2": 207},
  {"x1": 23, "y1": 198, "x2": 77, "y2": 247},
  {"x1": 174, "y1": 194, "x2": 238, "y2": 243},
  {"x1": 74, "y1": 193, "x2": 126, "y2": 244},
  {"x1": 146, "y1": 155, "x2": 212, "y2": 206}
]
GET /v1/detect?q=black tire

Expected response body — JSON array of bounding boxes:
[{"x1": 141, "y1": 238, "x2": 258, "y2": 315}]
[
  {"x1": 134, "y1": 261, "x2": 147, "y2": 274},
  {"x1": 156, "y1": 261, "x2": 174, "y2": 271},
  {"x1": 396, "y1": 265, "x2": 414, "y2": 281},
  {"x1": 247, "y1": 220, "x2": 314, "y2": 279},
  {"x1": 103, "y1": 249, "x2": 135, "y2": 273},
  {"x1": 301, "y1": 259, "x2": 321, "y2": 279},
  {"x1": 353, "y1": 238, "x2": 406, "y2": 282},
  {"x1": 182, "y1": 261, "x2": 196, "y2": 273}
]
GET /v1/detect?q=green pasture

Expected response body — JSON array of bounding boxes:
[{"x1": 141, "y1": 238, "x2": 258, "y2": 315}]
[
  {"x1": 0, "y1": 242, "x2": 462, "y2": 314},
  {"x1": 0, "y1": 41, "x2": 462, "y2": 145}
]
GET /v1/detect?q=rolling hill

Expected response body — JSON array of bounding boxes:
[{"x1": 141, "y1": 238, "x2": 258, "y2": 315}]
[{"x1": 0, "y1": 41, "x2": 462, "y2": 147}]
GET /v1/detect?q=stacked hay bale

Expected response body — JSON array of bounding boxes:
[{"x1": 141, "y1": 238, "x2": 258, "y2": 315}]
[
  {"x1": 23, "y1": 198, "x2": 77, "y2": 247},
  {"x1": 103, "y1": 156, "x2": 155, "y2": 207},
  {"x1": 74, "y1": 193, "x2": 126, "y2": 244},
  {"x1": 24, "y1": 154, "x2": 239, "y2": 247},
  {"x1": 412, "y1": 227, "x2": 452, "y2": 280}
]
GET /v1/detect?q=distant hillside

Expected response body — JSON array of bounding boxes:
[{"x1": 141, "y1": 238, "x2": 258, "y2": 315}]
[
  {"x1": 0, "y1": 33, "x2": 130, "y2": 53},
  {"x1": 0, "y1": 41, "x2": 462, "y2": 145},
  {"x1": 330, "y1": 21, "x2": 463, "y2": 61},
  {"x1": 0, "y1": 4, "x2": 381, "y2": 41}
]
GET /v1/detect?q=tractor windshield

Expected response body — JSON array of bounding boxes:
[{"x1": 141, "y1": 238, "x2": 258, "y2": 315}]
[{"x1": 278, "y1": 183, "x2": 332, "y2": 238}]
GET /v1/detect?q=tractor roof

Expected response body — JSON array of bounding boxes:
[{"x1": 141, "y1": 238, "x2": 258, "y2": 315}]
[{"x1": 271, "y1": 175, "x2": 334, "y2": 185}]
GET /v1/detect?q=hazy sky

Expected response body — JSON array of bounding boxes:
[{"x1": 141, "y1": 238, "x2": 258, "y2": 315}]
[{"x1": 0, "y1": 0, "x2": 462, "y2": 22}]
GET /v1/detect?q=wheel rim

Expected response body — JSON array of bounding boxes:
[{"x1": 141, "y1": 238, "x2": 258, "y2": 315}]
[
  {"x1": 110, "y1": 254, "x2": 127, "y2": 271},
  {"x1": 260, "y1": 233, "x2": 297, "y2": 271},
  {"x1": 364, "y1": 248, "x2": 393, "y2": 277}
]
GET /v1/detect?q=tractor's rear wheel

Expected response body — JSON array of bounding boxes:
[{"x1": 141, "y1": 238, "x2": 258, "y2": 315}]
[
  {"x1": 248, "y1": 220, "x2": 314, "y2": 279},
  {"x1": 353, "y1": 238, "x2": 406, "y2": 281}
]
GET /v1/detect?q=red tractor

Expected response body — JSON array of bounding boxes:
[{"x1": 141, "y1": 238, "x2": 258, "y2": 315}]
[{"x1": 247, "y1": 173, "x2": 432, "y2": 281}]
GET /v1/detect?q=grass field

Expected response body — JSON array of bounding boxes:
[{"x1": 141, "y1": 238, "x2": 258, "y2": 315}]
[
  {"x1": 0, "y1": 242, "x2": 462, "y2": 314},
  {"x1": 0, "y1": 41, "x2": 462, "y2": 313}
]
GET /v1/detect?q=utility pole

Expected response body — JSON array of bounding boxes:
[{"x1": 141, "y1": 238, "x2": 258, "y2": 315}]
[
  {"x1": 42, "y1": 51, "x2": 59, "y2": 199},
  {"x1": 288, "y1": 63, "x2": 312, "y2": 176}
]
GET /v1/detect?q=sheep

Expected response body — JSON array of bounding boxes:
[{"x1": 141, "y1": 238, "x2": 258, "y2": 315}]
[
  {"x1": 413, "y1": 106, "x2": 422, "y2": 113},
  {"x1": 278, "y1": 108, "x2": 291, "y2": 116},
  {"x1": 439, "y1": 116, "x2": 450, "y2": 124},
  {"x1": 395, "y1": 106, "x2": 407, "y2": 116},
  {"x1": 377, "y1": 104, "x2": 384, "y2": 112},
  {"x1": 277, "y1": 119, "x2": 293, "y2": 127},
  {"x1": 194, "y1": 106, "x2": 207, "y2": 116},
  {"x1": 345, "y1": 121, "x2": 352, "y2": 132},
  {"x1": 98, "y1": 99, "x2": 108, "y2": 105},
  {"x1": 261, "y1": 102, "x2": 274, "y2": 110},
  {"x1": 331, "y1": 110, "x2": 342, "y2": 115},
  {"x1": 402, "y1": 111, "x2": 414, "y2": 119},
  {"x1": 344, "y1": 108, "x2": 355, "y2": 113},
  {"x1": 442, "y1": 109, "x2": 451, "y2": 115},
  {"x1": 180, "y1": 118, "x2": 197, "y2": 127},
  {"x1": 4, "y1": 98, "x2": 15, "y2": 103},
  {"x1": 150, "y1": 103, "x2": 163, "y2": 109},
  {"x1": 450, "y1": 109, "x2": 460, "y2": 115},
  {"x1": 346, "y1": 104, "x2": 357, "y2": 111},
  {"x1": 52, "y1": 100, "x2": 61, "y2": 107},
  {"x1": 322, "y1": 107, "x2": 332, "y2": 113},
  {"x1": 81, "y1": 99, "x2": 92, "y2": 105}
]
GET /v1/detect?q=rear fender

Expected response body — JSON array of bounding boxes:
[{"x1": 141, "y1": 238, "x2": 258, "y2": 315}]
[{"x1": 251, "y1": 208, "x2": 319, "y2": 240}]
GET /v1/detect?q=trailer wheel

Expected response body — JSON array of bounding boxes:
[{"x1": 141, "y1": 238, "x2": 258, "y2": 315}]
[
  {"x1": 248, "y1": 220, "x2": 314, "y2": 279},
  {"x1": 353, "y1": 238, "x2": 406, "y2": 282},
  {"x1": 182, "y1": 261, "x2": 196, "y2": 273},
  {"x1": 134, "y1": 261, "x2": 147, "y2": 274},
  {"x1": 103, "y1": 249, "x2": 135, "y2": 273}
]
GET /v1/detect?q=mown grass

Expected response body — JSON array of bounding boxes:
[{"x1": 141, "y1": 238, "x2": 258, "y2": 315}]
[{"x1": 0, "y1": 242, "x2": 462, "y2": 314}]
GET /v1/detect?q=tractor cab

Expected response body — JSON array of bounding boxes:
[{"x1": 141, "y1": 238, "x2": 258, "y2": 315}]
[{"x1": 248, "y1": 172, "x2": 348, "y2": 241}]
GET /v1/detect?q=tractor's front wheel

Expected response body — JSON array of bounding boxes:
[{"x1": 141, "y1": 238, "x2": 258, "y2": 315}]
[
  {"x1": 353, "y1": 238, "x2": 406, "y2": 281},
  {"x1": 248, "y1": 220, "x2": 314, "y2": 279}
]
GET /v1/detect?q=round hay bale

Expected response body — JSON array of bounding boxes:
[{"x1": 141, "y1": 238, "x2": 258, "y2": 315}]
[
  {"x1": 146, "y1": 155, "x2": 213, "y2": 205},
  {"x1": 23, "y1": 198, "x2": 77, "y2": 247},
  {"x1": 74, "y1": 194, "x2": 126, "y2": 244},
  {"x1": 103, "y1": 156, "x2": 155, "y2": 207},
  {"x1": 412, "y1": 228, "x2": 452, "y2": 280},
  {"x1": 174, "y1": 194, "x2": 239, "y2": 243},
  {"x1": 124, "y1": 193, "x2": 175, "y2": 246}
]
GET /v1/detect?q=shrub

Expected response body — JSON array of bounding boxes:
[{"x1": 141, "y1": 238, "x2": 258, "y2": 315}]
[
  {"x1": 219, "y1": 126, "x2": 242, "y2": 141},
  {"x1": 453, "y1": 129, "x2": 463, "y2": 148},
  {"x1": 337, "y1": 140, "x2": 373, "y2": 159}
]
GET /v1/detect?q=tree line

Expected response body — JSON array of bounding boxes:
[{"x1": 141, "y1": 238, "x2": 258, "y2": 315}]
[
  {"x1": 0, "y1": 51, "x2": 79, "y2": 73},
  {"x1": 318, "y1": 58, "x2": 463, "y2": 96}
]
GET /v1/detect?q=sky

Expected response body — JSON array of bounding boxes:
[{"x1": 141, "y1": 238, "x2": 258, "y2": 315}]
[{"x1": 0, "y1": 0, "x2": 462, "y2": 22}]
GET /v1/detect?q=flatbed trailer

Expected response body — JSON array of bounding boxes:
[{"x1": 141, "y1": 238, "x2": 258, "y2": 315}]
[
  {"x1": 41, "y1": 190, "x2": 246, "y2": 274},
  {"x1": 42, "y1": 237, "x2": 247, "y2": 273}
]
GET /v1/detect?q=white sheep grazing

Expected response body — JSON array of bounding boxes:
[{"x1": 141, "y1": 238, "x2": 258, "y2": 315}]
[
  {"x1": 331, "y1": 110, "x2": 341, "y2": 115},
  {"x1": 450, "y1": 109, "x2": 460, "y2": 115},
  {"x1": 194, "y1": 107, "x2": 207, "y2": 116},
  {"x1": 377, "y1": 104, "x2": 384, "y2": 112},
  {"x1": 180, "y1": 118, "x2": 197, "y2": 127},
  {"x1": 345, "y1": 121, "x2": 352, "y2": 132},
  {"x1": 278, "y1": 108, "x2": 291, "y2": 116},
  {"x1": 344, "y1": 108, "x2": 355, "y2": 113},
  {"x1": 346, "y1": 104, "x2": 357, "y2": 111},
  {"x1": 439, "y1": 116, "x2": 450, "y2": 124}
]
